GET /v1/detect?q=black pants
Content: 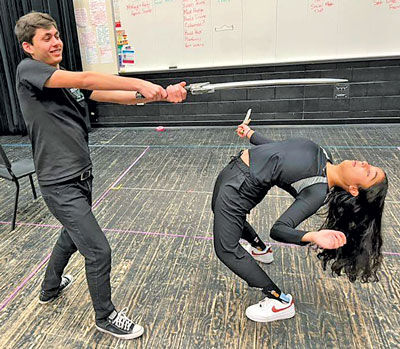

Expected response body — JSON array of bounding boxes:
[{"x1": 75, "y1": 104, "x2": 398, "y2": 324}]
[
  {"x1": 211, "y1": 155, "x2": 280, "y2": 292},
  {"x1": 40, "y1": 175, "x2": 114, "y2": 321}
]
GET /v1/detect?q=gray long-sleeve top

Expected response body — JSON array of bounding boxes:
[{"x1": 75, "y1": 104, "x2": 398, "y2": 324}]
[{"x1": 248, "y1": 132, "x2": 332, "y2": 245}]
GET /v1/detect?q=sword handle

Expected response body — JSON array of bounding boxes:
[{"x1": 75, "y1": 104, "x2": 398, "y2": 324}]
[{"x1": 135, "y1": 85, "x2": 190, "y2": 99}]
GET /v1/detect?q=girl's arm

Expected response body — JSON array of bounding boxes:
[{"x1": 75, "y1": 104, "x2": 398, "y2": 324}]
[
  {"x1": 270, "y1": 184, "x2": 345, "y2": 249},
  {"x1": 236, "y1": 124, "x2": 275, "y2": 145}
]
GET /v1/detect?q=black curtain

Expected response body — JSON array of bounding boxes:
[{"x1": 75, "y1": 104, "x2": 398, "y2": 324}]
[{"x1": 0, "y1": 0, "x2": 82, "y2": 135}]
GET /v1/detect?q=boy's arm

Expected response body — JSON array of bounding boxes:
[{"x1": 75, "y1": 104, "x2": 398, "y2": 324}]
[
  {"x1": 89, "y1": 82, "x2": 187, "y2": 105},
  {"x1": 45, "y1": 70, "x2": 167, "y2": 100},
  {"x1": 90, "y1": 90, "x2": 147, "y2": 105}
]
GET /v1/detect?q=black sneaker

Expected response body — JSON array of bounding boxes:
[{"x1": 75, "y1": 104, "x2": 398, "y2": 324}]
[
  {"x1": 95, "y1": 308, "x2": 144, "y2": 340},
  {"x1": 38, "y1": 274, "x2": 73, "y2": 304}
]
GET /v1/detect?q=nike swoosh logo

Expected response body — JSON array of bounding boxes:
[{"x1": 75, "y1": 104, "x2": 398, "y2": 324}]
[{"x1": 271, "y1": 300, "x2": 294, "y2": 313}]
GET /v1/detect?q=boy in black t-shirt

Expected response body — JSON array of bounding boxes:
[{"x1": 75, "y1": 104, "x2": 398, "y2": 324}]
[{"x1": 15, "y1": 11, "x2": 187, "y2": 340}]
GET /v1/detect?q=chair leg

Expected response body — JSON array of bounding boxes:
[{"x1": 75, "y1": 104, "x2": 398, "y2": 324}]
[
  {"x1": 12, "y1": 181, "x2": 20, "y2": 231},
  {"x1": 29, "y1": 175, "x2": 37, "y2": 200}
]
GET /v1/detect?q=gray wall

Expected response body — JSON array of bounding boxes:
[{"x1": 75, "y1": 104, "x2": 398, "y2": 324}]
[{"x1": 91, "y1": 59, "x2": 400, "y2": 127}]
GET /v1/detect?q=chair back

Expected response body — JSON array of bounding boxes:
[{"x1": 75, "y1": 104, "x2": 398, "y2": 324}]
[{"x1": 0, "y1": 144, "x2": 12, "y2": 170}]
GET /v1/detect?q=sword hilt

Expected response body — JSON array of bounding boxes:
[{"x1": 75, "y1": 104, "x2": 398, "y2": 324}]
[{"x1": 135, "y1": 82, "x2": 212, "y2": 99}]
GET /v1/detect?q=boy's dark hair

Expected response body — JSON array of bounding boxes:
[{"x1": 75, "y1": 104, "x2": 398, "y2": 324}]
[{"x1": 15, "y1": 11, "x2": 58, "y2": 44}]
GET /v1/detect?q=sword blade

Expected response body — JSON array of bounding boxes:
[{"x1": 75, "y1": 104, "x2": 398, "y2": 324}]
[
  {"x1": 243, "y1": 108, "x2": 252, "y2": 125},
  {"x1": 207, "y1": 78, "x2": 347, "y2": 91}
]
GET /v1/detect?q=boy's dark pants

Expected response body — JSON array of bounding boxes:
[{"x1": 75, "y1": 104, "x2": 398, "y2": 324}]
[{"x1": 40, "y1": 174, "x2": 114, "y2": 321}]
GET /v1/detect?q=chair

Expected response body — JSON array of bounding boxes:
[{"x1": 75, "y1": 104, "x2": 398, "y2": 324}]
[{"x1": 0, "y1": 144, "x2": 37, "y2": 230}]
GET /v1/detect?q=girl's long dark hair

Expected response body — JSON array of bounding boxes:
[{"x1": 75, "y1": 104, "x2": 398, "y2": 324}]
[{"x1": 317, "y1": 176, "x2": 388, "y2": 283}]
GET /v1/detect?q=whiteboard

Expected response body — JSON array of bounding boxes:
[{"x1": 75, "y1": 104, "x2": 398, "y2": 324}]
[{"x1": 115, "y1": 0, "x2": 400, "y2": 73}]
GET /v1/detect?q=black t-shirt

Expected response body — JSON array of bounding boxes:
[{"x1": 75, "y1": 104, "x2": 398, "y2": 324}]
[
  {"x1": 248, "y1": 132, "x2": 333, "y2": 245},
  {"x1": 16, "y1": 58, "x2": 93, "y2": 185}
]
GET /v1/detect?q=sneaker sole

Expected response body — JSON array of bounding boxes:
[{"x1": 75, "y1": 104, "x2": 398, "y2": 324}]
[
  {"x1": 252, "y1": 254, "x2": 274, "y2": 264},
  {"x1": 95, "y1": 325, "x2": 144, "y2": 339},
  {"x1": 38, "y1": 276, "x2": 74, "y2": 304},
  {"x1": 245, "y1": 304, "x2": 295, "y2": 323},
  {"x1": 241, "y1": 243, "x2": 274, "y2": 264}
]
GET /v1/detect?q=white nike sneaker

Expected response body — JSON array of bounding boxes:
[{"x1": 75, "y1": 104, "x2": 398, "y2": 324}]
[
  {"x1": 245, "y1": 294, "x2": 295, "y2": 323},
  {"x1": 240, "y1": 240, "x2": 274, "y2": 264}
]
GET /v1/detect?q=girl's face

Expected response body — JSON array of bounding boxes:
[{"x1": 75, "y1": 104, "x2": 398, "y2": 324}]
[{"x1": 338, "y1": 160, "x2": 386, "y2": 189}]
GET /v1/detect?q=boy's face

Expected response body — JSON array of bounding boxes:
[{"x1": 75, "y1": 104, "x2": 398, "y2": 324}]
[{"x1": 22, "y1": 26, "x2": 63, "y2": 67}]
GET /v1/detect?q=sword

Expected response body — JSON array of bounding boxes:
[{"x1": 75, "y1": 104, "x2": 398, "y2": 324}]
[{"x1": 135, "y1": 78, "x2": 348, "y2": 98}]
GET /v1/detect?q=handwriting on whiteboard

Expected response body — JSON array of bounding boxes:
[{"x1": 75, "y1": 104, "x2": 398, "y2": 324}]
[
  {"x1": 183, "y1": 0, "x2": 207, "y2": 48},
  {"x1": 154, "y1": 0, "x2": 176, "y2": 4},
  {"x1": 310, "y1": 0, "x2": 336, "y2": 14},
  {"x1": 310, "y1": 0, "x2": 400, "y2": 13},
  {"x1": 125, "y1": 0, "x2": 176, "y2": 17},
  {"x1": 125, "y1": 0, "x2": 152, "y2": 16},
  {"x1": 374, "y1": 0, "x2": 400, "y2": 10}
]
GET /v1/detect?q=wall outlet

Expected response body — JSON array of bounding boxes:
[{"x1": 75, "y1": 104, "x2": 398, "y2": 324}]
[{"x1": 333, "y1": 83, "x2": 350, "y2": 99}]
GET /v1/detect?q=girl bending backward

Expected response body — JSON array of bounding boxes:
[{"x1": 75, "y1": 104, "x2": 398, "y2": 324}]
[{"x1": 211, "y1": 124, "x2": 388, "y2": 323}]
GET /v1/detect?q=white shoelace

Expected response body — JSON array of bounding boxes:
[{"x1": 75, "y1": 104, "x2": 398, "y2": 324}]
[
  {"x1": 60, "y1": 276, "x2": 70, "y2": 288},
  {"x1": 112, "y1": 308, "x2": 134, "y2": 332},
  {"x1": 259, "y1": 297, "x2": 273, "y2": 307},
  {"x1": 259, "y1": 295, "x2": 290, "y2": 308}
]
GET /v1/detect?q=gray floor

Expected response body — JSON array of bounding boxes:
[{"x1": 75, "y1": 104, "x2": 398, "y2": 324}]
[{"x1": 0, "y1": 124, "x2": 399, "y2": 348}]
